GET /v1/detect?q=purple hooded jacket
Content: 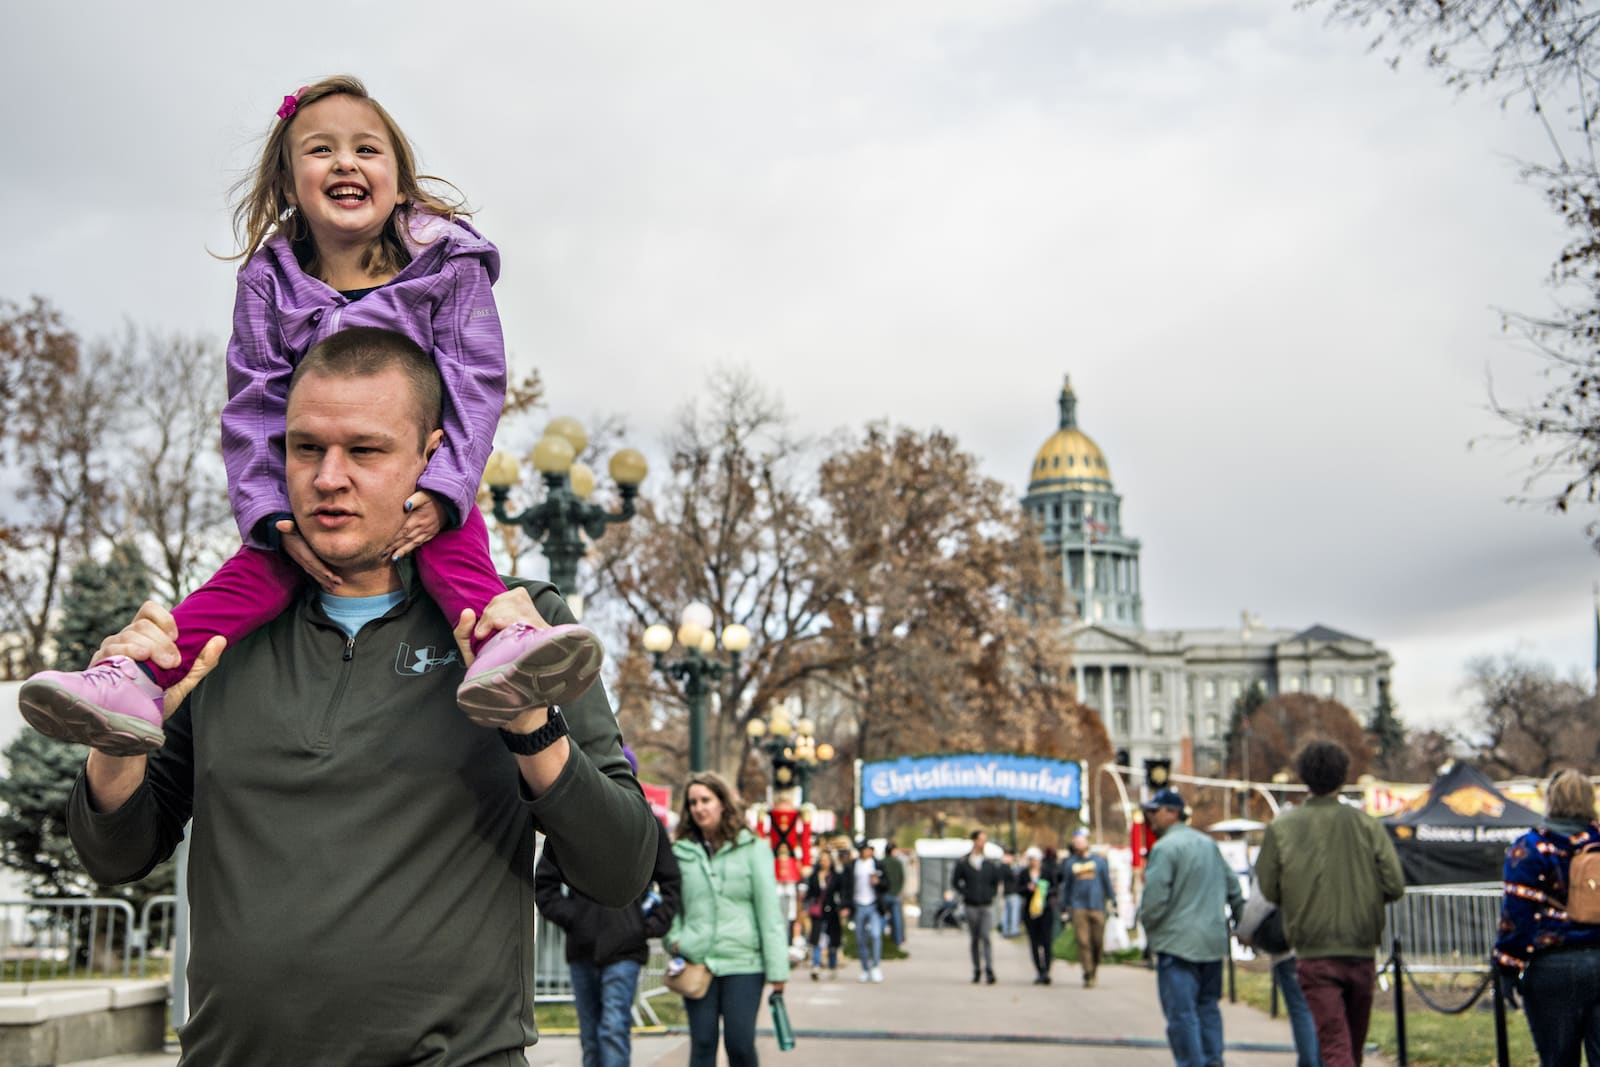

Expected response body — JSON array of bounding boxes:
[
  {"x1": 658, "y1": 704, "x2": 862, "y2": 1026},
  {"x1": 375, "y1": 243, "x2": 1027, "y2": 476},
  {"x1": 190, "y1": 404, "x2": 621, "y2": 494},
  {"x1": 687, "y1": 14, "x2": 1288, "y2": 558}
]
[{"x1": 220, "y1": 210, "x2": 506, "y2": 546}]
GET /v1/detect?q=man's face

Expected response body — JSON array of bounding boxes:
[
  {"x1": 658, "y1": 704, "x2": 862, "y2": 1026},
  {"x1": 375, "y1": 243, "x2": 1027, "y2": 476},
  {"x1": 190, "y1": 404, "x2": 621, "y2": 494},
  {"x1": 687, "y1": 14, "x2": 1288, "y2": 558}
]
[
  {"x1": 285, "y1": 366, "x2": 440, "y2": 595},
  {"x1": 972, "y1": 832, "x2": 987, "y2": 853},
  {"x1": 1148, "y1": 805, "x2": 1182, "y2": 834}
]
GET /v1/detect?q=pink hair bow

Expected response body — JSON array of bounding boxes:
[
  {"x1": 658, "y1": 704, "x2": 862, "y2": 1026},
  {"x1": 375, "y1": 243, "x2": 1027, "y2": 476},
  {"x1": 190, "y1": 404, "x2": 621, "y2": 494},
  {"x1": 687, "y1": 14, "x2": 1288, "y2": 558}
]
[{"x1": 276, "y1": 86, "x2": 309, "y2": 121}]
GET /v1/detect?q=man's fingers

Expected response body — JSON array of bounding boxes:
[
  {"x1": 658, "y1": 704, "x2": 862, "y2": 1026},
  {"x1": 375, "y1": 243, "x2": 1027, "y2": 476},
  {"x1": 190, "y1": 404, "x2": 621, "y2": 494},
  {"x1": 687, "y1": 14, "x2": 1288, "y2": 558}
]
[
  {"x1": 474, "y1": 587, "x2": 545, "y2": 641},
  {"x1": 92, "y1": 603, "x2": 183, "y2": 669},
  {"x1": 163, "y1": 636, "x2": 227, "y2": 716},
  {"x1": 453, "y1": 609, "x2": 478, "y2": 666}
]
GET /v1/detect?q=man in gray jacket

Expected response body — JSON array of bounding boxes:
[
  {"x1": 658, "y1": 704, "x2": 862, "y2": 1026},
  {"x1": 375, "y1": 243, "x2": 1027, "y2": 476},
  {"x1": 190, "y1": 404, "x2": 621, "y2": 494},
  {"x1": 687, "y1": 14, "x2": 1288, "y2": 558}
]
[
  {"x1": 66, "y1": 328, "x2": 656, "y2": 1066},
  {"x1": 1138, "y1": 788, "x2": 1244, "y2": 1067}
]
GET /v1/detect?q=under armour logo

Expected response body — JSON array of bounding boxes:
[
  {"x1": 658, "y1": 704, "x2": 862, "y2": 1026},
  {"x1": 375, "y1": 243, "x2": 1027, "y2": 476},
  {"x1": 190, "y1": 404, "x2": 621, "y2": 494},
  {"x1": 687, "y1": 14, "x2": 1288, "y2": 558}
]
[{"x1": 395, "y1": 643, "x2": 462, "y2": 676}]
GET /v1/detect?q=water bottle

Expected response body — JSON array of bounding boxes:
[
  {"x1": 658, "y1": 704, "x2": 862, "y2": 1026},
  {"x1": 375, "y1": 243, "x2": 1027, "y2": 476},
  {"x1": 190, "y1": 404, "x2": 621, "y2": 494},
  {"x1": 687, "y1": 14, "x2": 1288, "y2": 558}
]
[
  {"x1": 666, "y1": 956, "x2": 687, "y2": 978},
  {"x1": 768, "y1": 990, "x2": 795, "y2": 1051},
  {"x1": 641, "y1": 889, "x2": 662, "y2": 916}
]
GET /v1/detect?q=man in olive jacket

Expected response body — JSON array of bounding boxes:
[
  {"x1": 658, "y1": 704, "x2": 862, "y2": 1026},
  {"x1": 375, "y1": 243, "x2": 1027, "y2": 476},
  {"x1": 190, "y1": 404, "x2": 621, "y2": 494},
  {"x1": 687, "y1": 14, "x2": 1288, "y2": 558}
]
[
  {"x1": 1138, "y1": 788, "x2": 1244, "y2": 1067},
  {"x1": 1256, "y1": 741, "x2": 1405, "y2": 1067},
  {"x1": 65, "y1": 331, "x2": 656, "y2": 1067}
]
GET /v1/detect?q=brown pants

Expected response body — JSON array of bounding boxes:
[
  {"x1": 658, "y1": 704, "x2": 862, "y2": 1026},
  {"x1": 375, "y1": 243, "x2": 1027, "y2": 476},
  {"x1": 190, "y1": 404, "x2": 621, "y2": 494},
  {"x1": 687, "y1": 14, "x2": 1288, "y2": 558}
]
[
  {"x1": 1296, "y1": 956, "x2": 1376, "y2": 1067},
  {"x1": 1072, "y1": 908, "x2": 1107, "y2": 979}
]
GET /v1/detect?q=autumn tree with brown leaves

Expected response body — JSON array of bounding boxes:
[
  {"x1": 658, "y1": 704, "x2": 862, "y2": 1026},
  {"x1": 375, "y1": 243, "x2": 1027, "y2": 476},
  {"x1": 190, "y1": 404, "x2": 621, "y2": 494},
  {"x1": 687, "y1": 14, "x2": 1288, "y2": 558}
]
[
  {"x1": 0, "y1": 298, "x2": 233, "y2": 677},
  {"x1": 806, "y1": 422, "x2": 1110, "y2": 834},
  {"x1": 591, "y1": 369, "x2": 834, "y2": 781},
  {"x1": 591, "y1": 371, "x2": 1108, "y2": 834},
  {"x1": 1231, "y1": 693, "x2": 1373, "y2": 786},
  {"x1": 1465, "y1": 652, "x2": 1600, "y2": 778}
]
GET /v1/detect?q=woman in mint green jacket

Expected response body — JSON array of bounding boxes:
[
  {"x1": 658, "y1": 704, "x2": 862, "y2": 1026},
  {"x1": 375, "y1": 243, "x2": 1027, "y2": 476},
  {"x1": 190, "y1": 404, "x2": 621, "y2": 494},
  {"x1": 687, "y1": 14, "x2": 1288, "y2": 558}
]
[{"x1": 667, "y1": 771, "x2": 790, "y2": 1066}]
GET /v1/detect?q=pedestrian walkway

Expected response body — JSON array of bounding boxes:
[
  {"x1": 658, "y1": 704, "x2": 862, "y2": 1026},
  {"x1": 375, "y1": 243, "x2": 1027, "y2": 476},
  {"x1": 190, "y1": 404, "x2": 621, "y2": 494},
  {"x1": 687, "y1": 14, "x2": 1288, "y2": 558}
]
[{"x1": 67, "y1": 929, "x2": 1393, "y2": 1066}]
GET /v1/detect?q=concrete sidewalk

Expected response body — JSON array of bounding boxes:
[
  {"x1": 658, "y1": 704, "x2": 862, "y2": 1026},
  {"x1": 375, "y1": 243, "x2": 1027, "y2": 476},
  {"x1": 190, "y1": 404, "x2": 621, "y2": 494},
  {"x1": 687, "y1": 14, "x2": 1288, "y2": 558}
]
[{"x1": 71, "y1": 927, "x2": 1392, "y2": 1066}]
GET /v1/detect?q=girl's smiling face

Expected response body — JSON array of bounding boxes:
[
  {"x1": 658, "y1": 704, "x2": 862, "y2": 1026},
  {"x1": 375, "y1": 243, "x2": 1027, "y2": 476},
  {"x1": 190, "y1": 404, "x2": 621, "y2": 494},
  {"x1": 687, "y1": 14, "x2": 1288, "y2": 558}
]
[{"x1": 286, "y1": 94, "x2": 401, "y2": 256}]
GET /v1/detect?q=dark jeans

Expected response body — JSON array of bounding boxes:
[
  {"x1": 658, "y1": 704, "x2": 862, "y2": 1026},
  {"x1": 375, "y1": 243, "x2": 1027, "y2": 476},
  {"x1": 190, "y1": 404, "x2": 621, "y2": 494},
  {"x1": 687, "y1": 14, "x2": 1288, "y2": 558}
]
[
  {"x1": 1155, "y1": 952, "x2": 1224, "y2": 1067},
  {"x1": 685, "y1": 971, "x2": 766, "y2": 1067},
  {"x1": 1024, "y1": 912, "x2": 1055, "y2": 977},
  {"x1": 966, "y1": 904, "x2": 994, "y2": 974},
  {"x1": 886, "y1": 895, "x2": 906, "y2": 946},
  {"x1": 569, "y1": 958, "x2": 641, "y2": 1067},
  {"x1": 1522, "y1": 948, "x2": 1600, "y2": 1067},
  {"x1": 1296, "y1": 956, "x2": 1375, "y2": 1067},
  {"x1": 1275, "y1": 956, "x2": 1323, "y2": 1067}
]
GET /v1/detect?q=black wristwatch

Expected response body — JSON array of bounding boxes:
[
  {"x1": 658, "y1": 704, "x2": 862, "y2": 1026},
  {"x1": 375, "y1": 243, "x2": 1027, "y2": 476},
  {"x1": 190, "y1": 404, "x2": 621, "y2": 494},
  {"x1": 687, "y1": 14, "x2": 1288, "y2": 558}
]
[{"x1": 498, "y1": 710, "x2": 569, "y2": 756}]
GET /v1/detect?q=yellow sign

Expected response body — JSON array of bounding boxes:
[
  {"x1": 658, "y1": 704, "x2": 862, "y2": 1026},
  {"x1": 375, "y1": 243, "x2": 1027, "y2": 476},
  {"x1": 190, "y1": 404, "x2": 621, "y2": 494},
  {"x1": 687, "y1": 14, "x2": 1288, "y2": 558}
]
[{"x1": 1441, "y1": 785, "x2": 1505, "y2": 819}]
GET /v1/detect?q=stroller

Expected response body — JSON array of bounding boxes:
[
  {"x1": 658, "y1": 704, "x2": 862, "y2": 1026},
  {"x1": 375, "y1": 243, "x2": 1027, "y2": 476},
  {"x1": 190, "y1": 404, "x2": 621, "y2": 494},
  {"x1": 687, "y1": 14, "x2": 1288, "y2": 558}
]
[{"x1": 932, "y1": 891, "x2": 966, "y2": 931}]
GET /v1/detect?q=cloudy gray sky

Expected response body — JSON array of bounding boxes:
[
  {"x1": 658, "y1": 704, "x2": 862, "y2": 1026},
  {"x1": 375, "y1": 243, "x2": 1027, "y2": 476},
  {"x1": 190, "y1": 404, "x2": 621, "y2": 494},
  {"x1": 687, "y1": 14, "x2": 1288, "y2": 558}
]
[{"x1": 3, "y1": 1, "x2": 1594, "y2": 728}]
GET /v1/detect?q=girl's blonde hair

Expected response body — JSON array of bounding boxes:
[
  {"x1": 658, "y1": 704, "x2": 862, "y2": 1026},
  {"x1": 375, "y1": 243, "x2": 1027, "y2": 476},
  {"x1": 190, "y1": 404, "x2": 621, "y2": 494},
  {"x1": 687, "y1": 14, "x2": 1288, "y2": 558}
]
[
  {"x1": 228, "y1": 75, "x2": 466, "y2": 279},
  {"x1": 1545, "y1": 768, "x2": 1597, "y2": 824}
]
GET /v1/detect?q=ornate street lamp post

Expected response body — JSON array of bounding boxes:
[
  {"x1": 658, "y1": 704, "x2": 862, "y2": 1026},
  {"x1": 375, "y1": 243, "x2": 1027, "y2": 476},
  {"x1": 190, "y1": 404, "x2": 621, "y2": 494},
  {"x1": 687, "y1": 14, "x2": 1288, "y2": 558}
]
[
  {"x1": 482, "y1": 416, "x2": 648, "y2": 603},
  {"x1": 746, "y1": 701, "x2": 834, "y2": 805},
  {"x1": 642, "y1": 602, "x2": 750, "y2": 773}
]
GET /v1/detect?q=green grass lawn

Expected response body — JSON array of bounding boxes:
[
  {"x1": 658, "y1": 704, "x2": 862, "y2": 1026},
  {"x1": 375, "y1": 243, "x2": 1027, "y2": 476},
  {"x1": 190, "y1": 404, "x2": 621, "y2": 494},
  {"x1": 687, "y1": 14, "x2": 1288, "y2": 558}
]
[{"x1": 1228, "y1": 967, "x2": 1539, "y2": 1067}]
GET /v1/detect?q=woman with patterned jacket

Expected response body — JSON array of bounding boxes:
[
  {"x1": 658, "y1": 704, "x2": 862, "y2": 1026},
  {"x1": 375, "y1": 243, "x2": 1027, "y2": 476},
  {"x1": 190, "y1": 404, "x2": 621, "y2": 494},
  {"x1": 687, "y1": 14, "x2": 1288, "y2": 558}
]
[{"x1": 1494, "y1": 768, "x2": 1600, "y2": 1066}]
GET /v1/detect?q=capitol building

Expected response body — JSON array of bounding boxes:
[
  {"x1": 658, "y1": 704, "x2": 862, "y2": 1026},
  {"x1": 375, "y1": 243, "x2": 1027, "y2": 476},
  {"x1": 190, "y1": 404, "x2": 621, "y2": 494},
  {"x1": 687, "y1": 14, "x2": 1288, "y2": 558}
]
[{"x1": 1022, "y1": 378, "x2": 1393, "y2": 777}]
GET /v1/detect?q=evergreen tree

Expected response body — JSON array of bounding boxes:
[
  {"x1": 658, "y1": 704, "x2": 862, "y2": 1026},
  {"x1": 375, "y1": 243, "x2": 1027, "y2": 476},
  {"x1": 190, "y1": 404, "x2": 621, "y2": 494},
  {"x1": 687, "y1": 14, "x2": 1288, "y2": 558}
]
[
  {"x1": 0, "y1": 541, "x2": 173, "y2": 900},
  {"x1": 51, "y1": 541, "x2": 151, "y2": 671},
  {"x1": 1223, "y1": 681, "x2": 1266, "y2": 776},
  {"x1": 1368, "y1": 678, "x2": 1407, "y2": 777}
]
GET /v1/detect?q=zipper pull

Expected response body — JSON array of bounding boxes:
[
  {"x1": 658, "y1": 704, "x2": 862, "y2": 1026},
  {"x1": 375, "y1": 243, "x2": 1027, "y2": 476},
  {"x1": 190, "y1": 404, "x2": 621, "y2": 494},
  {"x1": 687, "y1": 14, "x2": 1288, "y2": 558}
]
[{"x1": 344, "y1": 635, "x2": 356, "y2": 661}]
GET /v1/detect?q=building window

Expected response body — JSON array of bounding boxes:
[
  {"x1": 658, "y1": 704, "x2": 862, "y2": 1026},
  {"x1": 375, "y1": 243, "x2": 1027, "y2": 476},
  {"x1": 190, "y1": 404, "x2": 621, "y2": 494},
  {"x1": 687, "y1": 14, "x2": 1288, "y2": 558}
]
[
  {"x1": 1151, "y1": 708, "x2": 1166, "y2": 735},
  {"x1": 1114, "y1": 709, "x2": 1130, "y2": 735},
  {"x1": 1185, "y1": 677, "x2": 1194, "y2": 702},
  {"x1": 1203, "y1": 679, "x2": 1217, "y2": 700},
  {"x1": 1112, "y1": 672, "x2": 1126, "y2": 695},
  {"x1": 1286, "y1": 677, "x2": 1302, "y2": 694},
  {"x1": 1206, "y1": 713, "x2": 1220, "y2": 738},
  {"x1": 1151, "y1": 673, "x2": 1164, "y2": 695},
  {"x1": 1228, "y1": 679, "x2": 1242, "y2": 699},
  {"x1": 1319, "y1": 675, "x2": 1334, "y2": 696},
  {"x1": 1353, "y1": 676, "x2": 1368, "y2": 697}
]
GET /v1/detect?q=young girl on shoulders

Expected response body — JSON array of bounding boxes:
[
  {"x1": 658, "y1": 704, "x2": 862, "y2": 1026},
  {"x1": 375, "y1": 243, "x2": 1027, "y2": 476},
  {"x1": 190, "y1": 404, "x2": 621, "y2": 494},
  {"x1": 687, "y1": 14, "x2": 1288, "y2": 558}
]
[{"x1": 23, "y1": 75, "x2": 601, "y2": 753}]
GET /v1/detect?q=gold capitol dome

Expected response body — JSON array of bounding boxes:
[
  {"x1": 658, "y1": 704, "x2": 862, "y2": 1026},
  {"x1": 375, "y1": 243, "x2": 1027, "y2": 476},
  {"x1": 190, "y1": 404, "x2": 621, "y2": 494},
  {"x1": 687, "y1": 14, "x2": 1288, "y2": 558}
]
[{"x1": 1027, "y1": 376, "x2": 1112, "y2": 493}]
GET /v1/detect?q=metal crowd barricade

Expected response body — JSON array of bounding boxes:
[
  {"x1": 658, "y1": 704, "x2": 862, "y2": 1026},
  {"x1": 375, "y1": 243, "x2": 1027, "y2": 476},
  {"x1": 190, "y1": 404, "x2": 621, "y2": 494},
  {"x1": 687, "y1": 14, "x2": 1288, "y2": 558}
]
[
  {"x1": 1382, "y1": 883, "x2": 1501, "y2": 975},
  {"x1": 532, "y1": 910, "x2": 674, "y2": 1027},
  {"x1": 136, "y1": 894, "x2": 179, "y2": 978},
  {"x1": 0, "y1": 898, "x2": 138, "y2": 980},
  {"x1": 1377, "y1": 883, "x2": 1504, "y2": 1067}
]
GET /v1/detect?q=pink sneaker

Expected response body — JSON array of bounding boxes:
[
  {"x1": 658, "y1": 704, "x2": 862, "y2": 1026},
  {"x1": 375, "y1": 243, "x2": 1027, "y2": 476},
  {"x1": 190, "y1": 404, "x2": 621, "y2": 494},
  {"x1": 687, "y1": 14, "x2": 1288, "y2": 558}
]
[
  {"x1": 456, "y1": 622, "x2": 604, "y2": 727},
  {"x1": 19, "y1": 656, "x2": 166, "y2": 756}
]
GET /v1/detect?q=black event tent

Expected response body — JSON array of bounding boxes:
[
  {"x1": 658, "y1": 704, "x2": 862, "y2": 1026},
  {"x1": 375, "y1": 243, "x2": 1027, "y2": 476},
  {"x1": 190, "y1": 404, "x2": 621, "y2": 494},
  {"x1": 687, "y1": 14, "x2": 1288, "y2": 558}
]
[{"x1": 1382, "y1": 763, "x2": 1541, "y2": 885}]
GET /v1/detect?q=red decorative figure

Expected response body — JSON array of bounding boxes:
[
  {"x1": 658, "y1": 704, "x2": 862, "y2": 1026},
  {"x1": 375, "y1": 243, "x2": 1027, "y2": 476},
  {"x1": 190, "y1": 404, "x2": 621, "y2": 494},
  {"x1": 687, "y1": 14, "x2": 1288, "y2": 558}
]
[{"x1": 763, "y1": 795, "x2": 811, "y2": 884}]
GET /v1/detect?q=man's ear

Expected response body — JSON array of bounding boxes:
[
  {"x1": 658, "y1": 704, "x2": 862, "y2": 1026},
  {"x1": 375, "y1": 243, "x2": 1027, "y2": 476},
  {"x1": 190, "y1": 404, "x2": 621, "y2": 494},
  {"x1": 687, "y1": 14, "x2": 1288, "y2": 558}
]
[{"x1": 423, "y1": 428, "x2": 444, "y2": 462}]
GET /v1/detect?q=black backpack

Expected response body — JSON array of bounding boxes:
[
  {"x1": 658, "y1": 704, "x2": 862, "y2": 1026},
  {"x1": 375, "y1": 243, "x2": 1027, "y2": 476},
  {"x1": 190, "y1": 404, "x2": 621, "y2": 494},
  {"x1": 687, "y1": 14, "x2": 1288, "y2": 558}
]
[{"x1": 1252, "y1": 905, "x2": 1291, "y2": 955}]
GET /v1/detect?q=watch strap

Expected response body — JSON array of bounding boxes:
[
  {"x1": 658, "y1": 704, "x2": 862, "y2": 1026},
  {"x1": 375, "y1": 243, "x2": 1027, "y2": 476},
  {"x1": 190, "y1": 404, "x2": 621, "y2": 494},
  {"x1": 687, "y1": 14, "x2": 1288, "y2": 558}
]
[{"x1": 498, "y1": 709, "x2": 569, "y2": 756}]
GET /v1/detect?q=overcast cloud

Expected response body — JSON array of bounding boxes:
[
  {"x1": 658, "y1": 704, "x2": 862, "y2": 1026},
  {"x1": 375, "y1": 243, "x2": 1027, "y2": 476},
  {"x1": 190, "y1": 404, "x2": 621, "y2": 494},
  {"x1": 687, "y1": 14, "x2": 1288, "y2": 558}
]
[{"x1": 3, "y1": 1, "x2": 1594, "y2": 728}]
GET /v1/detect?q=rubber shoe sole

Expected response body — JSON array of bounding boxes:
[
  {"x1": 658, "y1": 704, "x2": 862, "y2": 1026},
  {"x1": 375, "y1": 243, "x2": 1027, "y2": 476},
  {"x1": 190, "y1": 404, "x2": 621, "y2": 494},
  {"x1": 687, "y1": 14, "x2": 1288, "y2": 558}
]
[
  {"x1": 457, "y1": 628, "x2": 605, "y2": 727},
  {"x1": 18, "y1": 680, "x2": 165, "y2": 756}
]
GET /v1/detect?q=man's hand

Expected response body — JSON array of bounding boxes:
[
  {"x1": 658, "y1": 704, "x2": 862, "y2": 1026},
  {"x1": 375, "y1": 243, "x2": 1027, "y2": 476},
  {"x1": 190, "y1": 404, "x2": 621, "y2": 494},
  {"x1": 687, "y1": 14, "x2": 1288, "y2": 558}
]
[
  {"x1": 382, "y1": 491, "x2": 445, "y2": 561},
  {"x1": 451, "y1": 587, "x2": 553, "y2": 665},
  {"x1": 93, "y1": 601, "x2": 227, "y2": 717},
  {"x1": 453, "y1": 589, "x2": 557, "y2": 737},
  {"x1": 276, "y1": 520, "x2": 341, "y2": 593}
]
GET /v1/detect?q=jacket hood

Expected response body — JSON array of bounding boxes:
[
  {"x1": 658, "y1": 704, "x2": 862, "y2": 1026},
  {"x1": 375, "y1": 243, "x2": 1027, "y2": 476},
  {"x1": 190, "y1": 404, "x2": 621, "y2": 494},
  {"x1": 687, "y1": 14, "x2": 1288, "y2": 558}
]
[{"x1": 246, "y1": 208, "x2": 500, "y2": 311}]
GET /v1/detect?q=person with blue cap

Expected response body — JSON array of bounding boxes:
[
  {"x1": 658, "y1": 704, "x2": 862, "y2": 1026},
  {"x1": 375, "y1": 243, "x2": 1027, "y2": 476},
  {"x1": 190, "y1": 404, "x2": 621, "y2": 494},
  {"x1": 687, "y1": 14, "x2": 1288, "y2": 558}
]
[{"x1": 1137, "y1": 787, "x2": 1243, "y2": 1067}]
